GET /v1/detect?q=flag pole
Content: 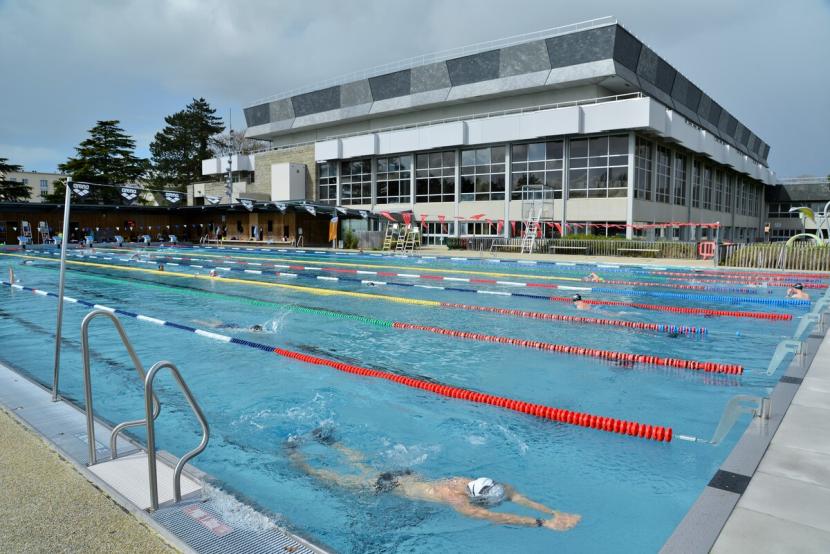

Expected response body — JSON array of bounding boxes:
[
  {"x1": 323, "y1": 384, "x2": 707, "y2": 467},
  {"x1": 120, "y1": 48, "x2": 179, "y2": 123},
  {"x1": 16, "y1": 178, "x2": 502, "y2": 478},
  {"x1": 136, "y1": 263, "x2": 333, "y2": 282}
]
[{"x1": 52, "y1": 178, "x2": 72, "y2": 401}]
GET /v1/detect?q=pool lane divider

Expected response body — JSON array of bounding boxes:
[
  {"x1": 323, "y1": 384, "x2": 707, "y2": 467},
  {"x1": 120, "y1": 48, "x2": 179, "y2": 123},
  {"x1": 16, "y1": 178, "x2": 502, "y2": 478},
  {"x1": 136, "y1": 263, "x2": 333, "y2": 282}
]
[
  {"x1": 105, "y1": 250, "x2": 806, "y2": 308},
  {"x1": 101, "y1": 250, "x2": 765, "y2": 295},
  {"x1": 16, "y1": 265, "x2": 741, "y2": 374},
  {"x1": 27, "y1": 260, "x2": 711, "y2": 338},
  {"x1": 166, "y1": 245, "x2": 830, "y2": 282},
  {"x1": 0, "y1": 280, "x2": 673, "y2": 442},
  {"x1": 15, "y1": 251, "x2": 794, "y2": 322}
]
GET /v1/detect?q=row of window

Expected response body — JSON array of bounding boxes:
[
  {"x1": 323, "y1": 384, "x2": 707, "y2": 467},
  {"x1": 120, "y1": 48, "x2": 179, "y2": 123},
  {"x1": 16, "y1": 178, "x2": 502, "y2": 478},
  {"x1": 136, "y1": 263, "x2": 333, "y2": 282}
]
[
  {"x1": 636, "y1": 137, "x2": 762, "y2": 216},
  {"x1": 319, "y1": 136, "x2": 762, "y2": 217}
]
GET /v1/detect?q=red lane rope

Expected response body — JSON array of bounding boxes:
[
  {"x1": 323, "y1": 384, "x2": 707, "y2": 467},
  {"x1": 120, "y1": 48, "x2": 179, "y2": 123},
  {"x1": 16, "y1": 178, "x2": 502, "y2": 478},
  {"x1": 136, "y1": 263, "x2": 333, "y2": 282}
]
[
  {"x1": 439, "y1": 302, "x2": 705, "y2": 335},
  {"x1": 391, "y1": 322, "x2": 740, "y2": 374},
  {"x1": 545, "y1": 296, "x2": 791, "y2": 320},
  {"x1": 272, "y1": 347, "x2": 673, "y2": 442},
  {"x1": 664, "y1": 270, "x2": 829, "y2": 280}
]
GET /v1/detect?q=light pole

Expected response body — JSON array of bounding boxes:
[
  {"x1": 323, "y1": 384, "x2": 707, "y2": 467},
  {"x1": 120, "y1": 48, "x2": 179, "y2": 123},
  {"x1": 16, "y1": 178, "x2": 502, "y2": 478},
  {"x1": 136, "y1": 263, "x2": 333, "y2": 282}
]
[{"x1": 52, "y1": 178, "x2": 72, "y2": 401}]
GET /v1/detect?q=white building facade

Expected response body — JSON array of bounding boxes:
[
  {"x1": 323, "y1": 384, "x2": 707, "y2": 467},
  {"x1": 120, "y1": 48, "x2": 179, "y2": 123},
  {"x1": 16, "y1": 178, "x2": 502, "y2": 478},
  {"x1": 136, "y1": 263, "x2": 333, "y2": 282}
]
[{"x1": 231, "y1": 18, "x2": 773, "y2": 243}]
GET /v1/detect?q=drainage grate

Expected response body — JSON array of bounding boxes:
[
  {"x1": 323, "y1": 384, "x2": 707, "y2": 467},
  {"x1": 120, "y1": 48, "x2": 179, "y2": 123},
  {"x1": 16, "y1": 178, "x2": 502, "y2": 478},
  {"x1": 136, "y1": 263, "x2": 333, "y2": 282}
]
[{"x1": 152, "y1": 499, "x2": 319, "y2": 554}]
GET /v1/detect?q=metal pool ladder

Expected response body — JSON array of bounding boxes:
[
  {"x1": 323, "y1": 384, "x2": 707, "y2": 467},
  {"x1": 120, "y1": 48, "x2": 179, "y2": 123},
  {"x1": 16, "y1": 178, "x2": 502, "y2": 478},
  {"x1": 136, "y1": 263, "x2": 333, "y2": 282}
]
[{"x1": 80, "y1": 309, "x2": 210, "y2": 511}]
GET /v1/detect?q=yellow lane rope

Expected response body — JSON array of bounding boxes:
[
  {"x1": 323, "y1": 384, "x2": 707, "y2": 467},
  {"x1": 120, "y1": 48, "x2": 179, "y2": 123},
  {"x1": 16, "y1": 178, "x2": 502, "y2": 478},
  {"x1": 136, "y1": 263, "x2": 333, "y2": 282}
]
[
  {"x1": 0, "y1": 252, "x2": 440, "y2": 307},
  {"x1": 94, "y1": 247, "x2": 582, "y2": 282}
]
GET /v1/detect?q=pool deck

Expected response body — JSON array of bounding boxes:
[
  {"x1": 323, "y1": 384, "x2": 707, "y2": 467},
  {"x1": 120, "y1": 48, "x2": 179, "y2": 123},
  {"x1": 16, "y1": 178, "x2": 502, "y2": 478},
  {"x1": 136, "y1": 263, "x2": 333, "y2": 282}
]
[
  {"x1": 711, "y1": 329, "x2": 830, "y2": 552},
  {"x1": 0, "y1": 400, "x2": 179, "y2": 552},
  {"x1": 0, "y1": 361, "x2": 330, "y2": 554}
]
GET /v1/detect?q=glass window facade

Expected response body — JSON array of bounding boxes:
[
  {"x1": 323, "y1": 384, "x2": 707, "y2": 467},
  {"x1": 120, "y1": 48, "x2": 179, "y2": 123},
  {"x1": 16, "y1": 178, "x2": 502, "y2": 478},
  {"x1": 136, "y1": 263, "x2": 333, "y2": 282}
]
[
  {"x1": 672, "y1": 154, "x2": 686, "y2": 206},
  {"x1": 317, "y1": 162, "x2": 337, "y2": 205},
  {"x1": 376, "y1": 155, "x2": 412, "y2": 204},
  {"x1": 713, "y1": 170, "x2": 724, "y2": 212},
  {"x1": 569, "y1": 135, "x2": 628, "y2": 199},
  {"x1": 340, "y1": 159, "x2": 371, "y2": 204},
  {"x1": 634, "y1": 137, "x2": 652, "y2": 200},
  {"x1": 460, "y1": 146, "x2": 505, "y2": 201},
  {"x1": 511, "y1": 140, "x2": 563, "y2": 200},
  {"x1": 422, "y1": 221, "x2": 455, "y2": 245},
  {"x1": 702, "y1": 166, "x2": 713, "y2": 210},
  {"x1": 654, "y1": 146, "x2": 671, "y2": 203},
  {"x1": 691, "y1": 161, "x2": 701, "y2": 208},
  {"x1": 415, "y1": 151, "x2": 455, "y2": 203}
]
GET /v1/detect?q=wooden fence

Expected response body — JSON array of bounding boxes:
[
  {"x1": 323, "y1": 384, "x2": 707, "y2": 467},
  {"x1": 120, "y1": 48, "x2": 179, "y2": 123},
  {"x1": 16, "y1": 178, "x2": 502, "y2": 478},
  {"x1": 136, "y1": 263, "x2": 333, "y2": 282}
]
[
  {"x1": 461, "y1": 237, "x2": 698, "y2": 259},
  {"x1": 719, "y1": 243, "x2": 830, "y2": 271}
]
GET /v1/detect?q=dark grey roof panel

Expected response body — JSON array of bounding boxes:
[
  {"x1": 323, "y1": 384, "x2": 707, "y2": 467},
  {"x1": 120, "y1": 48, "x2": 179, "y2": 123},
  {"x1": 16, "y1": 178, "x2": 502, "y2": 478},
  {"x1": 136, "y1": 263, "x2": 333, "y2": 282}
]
[
  {"x1": 244, "y1": 104, "x2": 270, "y2": 127},
  {"x1": 545, "y1": 26, "x2": 615, "y2": 68},
  {"x1": 499, "y1": 40, "x2": 550, "y2": 77},
  {"x1": 762, "y1": 144, "x2": 771, "y2": 160},
  {"x1": 671, "y1": 73, "x2": 702, "y2": 112},
  {"x1": 654, "y1": 58, "x2": 676, "y2": 95},
  {"x1": 291, "y1": 86, "x2": 341, "y2": 118},
  {"x1": 446, "y1": 50, "x2": 501, "y2": 86},
  {"x1": 717, "y1": 108, "x2": 731, "y2": 135},
  {"x1": 726, "y1": 115, "x2": 739, "y2": 137},
  {"x1": 612, "y1": 26, "x2": 641, "y2": 72},
  {"x1": 747, "y1": 133, "x2": 758, "y2": 154},
  {"x1": 704, "y1": 100, "x2": 722, "y2": 128},
  {"x1": 636, "y1": 45, "x2": 659, "y2": 85},
  {"x1": 369, "y1": 70, "x2": 411, "y2": 101}
]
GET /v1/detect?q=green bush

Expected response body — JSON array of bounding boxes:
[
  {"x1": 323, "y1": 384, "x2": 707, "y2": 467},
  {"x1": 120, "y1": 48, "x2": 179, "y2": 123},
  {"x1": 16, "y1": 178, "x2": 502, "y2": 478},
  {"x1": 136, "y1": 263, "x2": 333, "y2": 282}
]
[
  {"x1": 343, "y1": 228, "x2": 359, "y2": 249},
  {"x1": 445, "y1": 238, "x2": 468, "y2": 250}
]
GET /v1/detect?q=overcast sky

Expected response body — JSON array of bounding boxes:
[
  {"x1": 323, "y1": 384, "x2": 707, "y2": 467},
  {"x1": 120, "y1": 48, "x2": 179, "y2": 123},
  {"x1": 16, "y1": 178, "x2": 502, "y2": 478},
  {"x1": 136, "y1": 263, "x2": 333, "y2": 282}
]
[{"x1": 1, "y1": 0, "x2": 828, "y2": 178}]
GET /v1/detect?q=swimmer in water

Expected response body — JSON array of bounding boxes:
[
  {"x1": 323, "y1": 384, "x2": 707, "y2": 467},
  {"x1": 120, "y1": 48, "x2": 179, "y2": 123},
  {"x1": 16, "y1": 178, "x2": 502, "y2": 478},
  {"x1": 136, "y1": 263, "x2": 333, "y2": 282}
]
[
  {"x1": 786, "y1": 283, "x2": 810, "y2": 301},
  {"x1": 572, "y1": 294, "x2": 590, "y2": 310},
  {"x1": 209, "y1": 269, "x2": 218, "y2": 277},
  {"x1": 193, "y1": 320, "x2": 263, "y2": 332},
  {"x1": 583, "y1": 272, "x2": 604, "y2": 283},
  {"x1": 157, "y1": 263, "x2": 165, "y2": 271},
  {"x1": 286, "y1": 428, "x2": 580, "y2": 531}
]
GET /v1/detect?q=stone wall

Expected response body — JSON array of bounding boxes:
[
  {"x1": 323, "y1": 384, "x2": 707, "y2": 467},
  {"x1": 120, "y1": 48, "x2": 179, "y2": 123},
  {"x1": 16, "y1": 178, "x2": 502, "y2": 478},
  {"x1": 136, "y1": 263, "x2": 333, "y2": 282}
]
[{"x1": 252, "y1": 144, "x2": 317, "y2": 201}]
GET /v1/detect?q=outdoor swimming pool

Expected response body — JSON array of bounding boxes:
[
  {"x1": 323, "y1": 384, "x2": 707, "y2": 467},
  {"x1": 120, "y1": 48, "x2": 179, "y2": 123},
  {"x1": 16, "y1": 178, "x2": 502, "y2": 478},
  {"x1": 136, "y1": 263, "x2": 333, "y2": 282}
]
[{"x1": 0, "y1": 245, "x2": 824, "y2": 553}]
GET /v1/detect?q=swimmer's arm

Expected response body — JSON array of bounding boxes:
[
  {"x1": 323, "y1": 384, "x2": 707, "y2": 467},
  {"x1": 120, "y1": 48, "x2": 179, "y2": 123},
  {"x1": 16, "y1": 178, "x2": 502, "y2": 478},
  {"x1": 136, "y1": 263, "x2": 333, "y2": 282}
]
[
  {"x1": 452, "y1": 503, "x2": 545, "y2": 527},
  {"x1": 286, "y1": 447, "x2": 369, "y2": 489},
  {"x1": 504, "y1": 485, "x2": 557, "y2": 515},
  {"x1": 331, "y1": 443, "x2": 374, "y2": 475}
]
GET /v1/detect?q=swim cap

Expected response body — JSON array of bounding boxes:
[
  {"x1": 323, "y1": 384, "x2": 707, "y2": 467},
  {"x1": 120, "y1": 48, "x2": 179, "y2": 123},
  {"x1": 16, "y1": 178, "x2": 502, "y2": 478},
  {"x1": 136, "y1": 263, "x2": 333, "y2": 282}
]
[
  {"x1": 467, "y1": 477, "x2": 506, "y2": 505},
  {"x1": 251, "y1": 324, "x2": 263, "y2": 331},
  {"x1": 793, "y1": 283, "x2": 803, "y2": 290},
  {"x1": 572, "y1": 294, "x2": 582, "y2": 302}
]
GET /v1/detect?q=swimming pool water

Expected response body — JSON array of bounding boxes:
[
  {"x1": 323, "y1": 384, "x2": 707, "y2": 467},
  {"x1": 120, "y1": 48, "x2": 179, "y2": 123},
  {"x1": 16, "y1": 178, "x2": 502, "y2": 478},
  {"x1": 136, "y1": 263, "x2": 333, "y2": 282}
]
[{"x1": 0, "y1": 246, "x2": 819, "y2": 553}]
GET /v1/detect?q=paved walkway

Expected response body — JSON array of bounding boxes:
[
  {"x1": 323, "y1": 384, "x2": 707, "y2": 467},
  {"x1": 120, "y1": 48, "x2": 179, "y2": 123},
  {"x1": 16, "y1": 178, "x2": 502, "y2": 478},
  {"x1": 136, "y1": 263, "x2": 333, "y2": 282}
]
[
  {"x1": 712, "y1": 333, "x2": 830, "y2": 552},
  {"x1": 0, "y1": 406, "x2": 177, "y2": 553}
]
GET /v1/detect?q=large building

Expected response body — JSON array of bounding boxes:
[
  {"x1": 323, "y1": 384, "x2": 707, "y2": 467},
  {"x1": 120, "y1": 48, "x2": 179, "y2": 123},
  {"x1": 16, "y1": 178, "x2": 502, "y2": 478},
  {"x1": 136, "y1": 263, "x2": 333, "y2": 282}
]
[
  {"x1": 765, "y1": 176, "x2": 830, "y2": 241},
  {"x1": 197, "y1": 17, "x2": 775, "y2": 244},
  {"x1": 4, "y1": 170, "x2": 63, "y2": 202}
]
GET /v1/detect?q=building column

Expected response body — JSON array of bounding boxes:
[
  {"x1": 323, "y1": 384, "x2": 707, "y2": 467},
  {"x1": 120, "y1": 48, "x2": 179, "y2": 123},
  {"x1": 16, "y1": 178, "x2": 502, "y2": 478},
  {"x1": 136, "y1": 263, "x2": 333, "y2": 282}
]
[
  {"x1": 409, "y1": 152, "x2": 416, "y2": 211},
  {"x1": 686, "y1": 152, "x2": 693, "y2": 241},
  {"x1": 370, "y1": 157, "x2": 377, "y2": 210},
  {"x1": 561, "y1": 137, "x2": 570, "y2": 237},
  {"x1": 454, "y1": 148, "x2": 461, "y2": 238},
  {"x1": 626, "y1": 132, "x2": 635, "y2": 239},
  {"x1": 648, "y1": 139, "x2": 659, "y2": 240},
  {"x1": 503, "y1": 143, "x2": 511, "y2": 239},
  {"x1": 335, "y1": 161, "x2": 342, "y2": 206}
]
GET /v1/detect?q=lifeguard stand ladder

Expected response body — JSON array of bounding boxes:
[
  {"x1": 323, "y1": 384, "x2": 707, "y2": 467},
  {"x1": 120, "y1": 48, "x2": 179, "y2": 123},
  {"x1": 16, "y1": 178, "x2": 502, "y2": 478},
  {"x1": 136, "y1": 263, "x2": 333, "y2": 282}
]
[
  {"x1": 37, "y1": 221, "x2": 51, "y2": 244},
  {"x1": 382, "y1": 223, "x2": 398, "y2": 251},
  {"x1": 404, "y1": 227, "x2": 420, "y2": 253},
  {"x1": 395, "y1": 225, "x2": 410, "y2": 254},
  {"x1": 20, "y1": 220, "x2": 33, "y2": 244},
  {"x1": 519, "y1": 184, "x2": 553, "y2": 254}
]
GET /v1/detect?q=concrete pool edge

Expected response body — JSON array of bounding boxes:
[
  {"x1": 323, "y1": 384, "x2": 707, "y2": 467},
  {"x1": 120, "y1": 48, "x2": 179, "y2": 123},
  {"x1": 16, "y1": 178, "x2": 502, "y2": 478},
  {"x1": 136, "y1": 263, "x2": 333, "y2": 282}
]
[
  {"x1": 0, "y1": 360, "x2": 332, "y2": 554},
  {"x1": 660, "y1": 319, "x2": 829, "y2": 553}
]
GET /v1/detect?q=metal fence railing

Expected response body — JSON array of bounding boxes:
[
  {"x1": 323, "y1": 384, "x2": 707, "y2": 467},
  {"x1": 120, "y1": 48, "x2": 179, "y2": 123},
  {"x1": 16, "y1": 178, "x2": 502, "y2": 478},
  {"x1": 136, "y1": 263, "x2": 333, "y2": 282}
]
[{"x1": 719, "y1": 243, "x2": 830, "y2": 271}]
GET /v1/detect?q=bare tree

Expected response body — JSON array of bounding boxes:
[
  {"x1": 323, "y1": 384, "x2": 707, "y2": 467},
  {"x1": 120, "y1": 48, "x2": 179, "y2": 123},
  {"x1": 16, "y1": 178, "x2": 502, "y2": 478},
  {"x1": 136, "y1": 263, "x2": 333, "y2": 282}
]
[{"x1": 209, "y1": 129, "x2": 270, "y2": 157}]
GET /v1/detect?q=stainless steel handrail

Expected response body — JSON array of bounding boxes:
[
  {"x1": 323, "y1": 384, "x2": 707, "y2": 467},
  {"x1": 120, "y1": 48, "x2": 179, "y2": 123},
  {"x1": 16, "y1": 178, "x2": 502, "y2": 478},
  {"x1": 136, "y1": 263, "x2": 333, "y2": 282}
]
[
  {"x1": 80, "y1": 310, "x2": 160, "y2": 465},
  {"x1": 144, "y1": 361, "x2": 210, "y2": 511}
]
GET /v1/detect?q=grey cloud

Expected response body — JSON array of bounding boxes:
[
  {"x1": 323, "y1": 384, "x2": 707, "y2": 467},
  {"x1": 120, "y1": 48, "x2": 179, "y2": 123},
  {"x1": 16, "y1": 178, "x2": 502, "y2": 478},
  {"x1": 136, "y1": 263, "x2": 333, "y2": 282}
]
[{"x1": 0, "y1": 0, "x2": 827, "y2": 177}]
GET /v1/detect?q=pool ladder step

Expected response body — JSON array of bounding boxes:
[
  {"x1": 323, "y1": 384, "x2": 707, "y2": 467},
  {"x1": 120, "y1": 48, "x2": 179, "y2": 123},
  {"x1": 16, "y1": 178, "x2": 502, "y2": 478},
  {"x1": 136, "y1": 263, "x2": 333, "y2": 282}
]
[{"x1": 79, "y1": 309, "x2": 210, "y2": 511}]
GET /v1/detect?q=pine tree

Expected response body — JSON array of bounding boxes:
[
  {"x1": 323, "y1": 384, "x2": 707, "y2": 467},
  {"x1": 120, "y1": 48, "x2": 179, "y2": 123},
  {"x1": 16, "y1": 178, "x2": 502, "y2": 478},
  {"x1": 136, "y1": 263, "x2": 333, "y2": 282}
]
[
  {"x1": 49, "y1": 120, "x2": 148, "y2": 203},
  {"x1": 150, "y1": 98, "x2": 225, "y2": 190},
  {"x1": 0, "y1": 157, "x2": 31, "y2": 202}
]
